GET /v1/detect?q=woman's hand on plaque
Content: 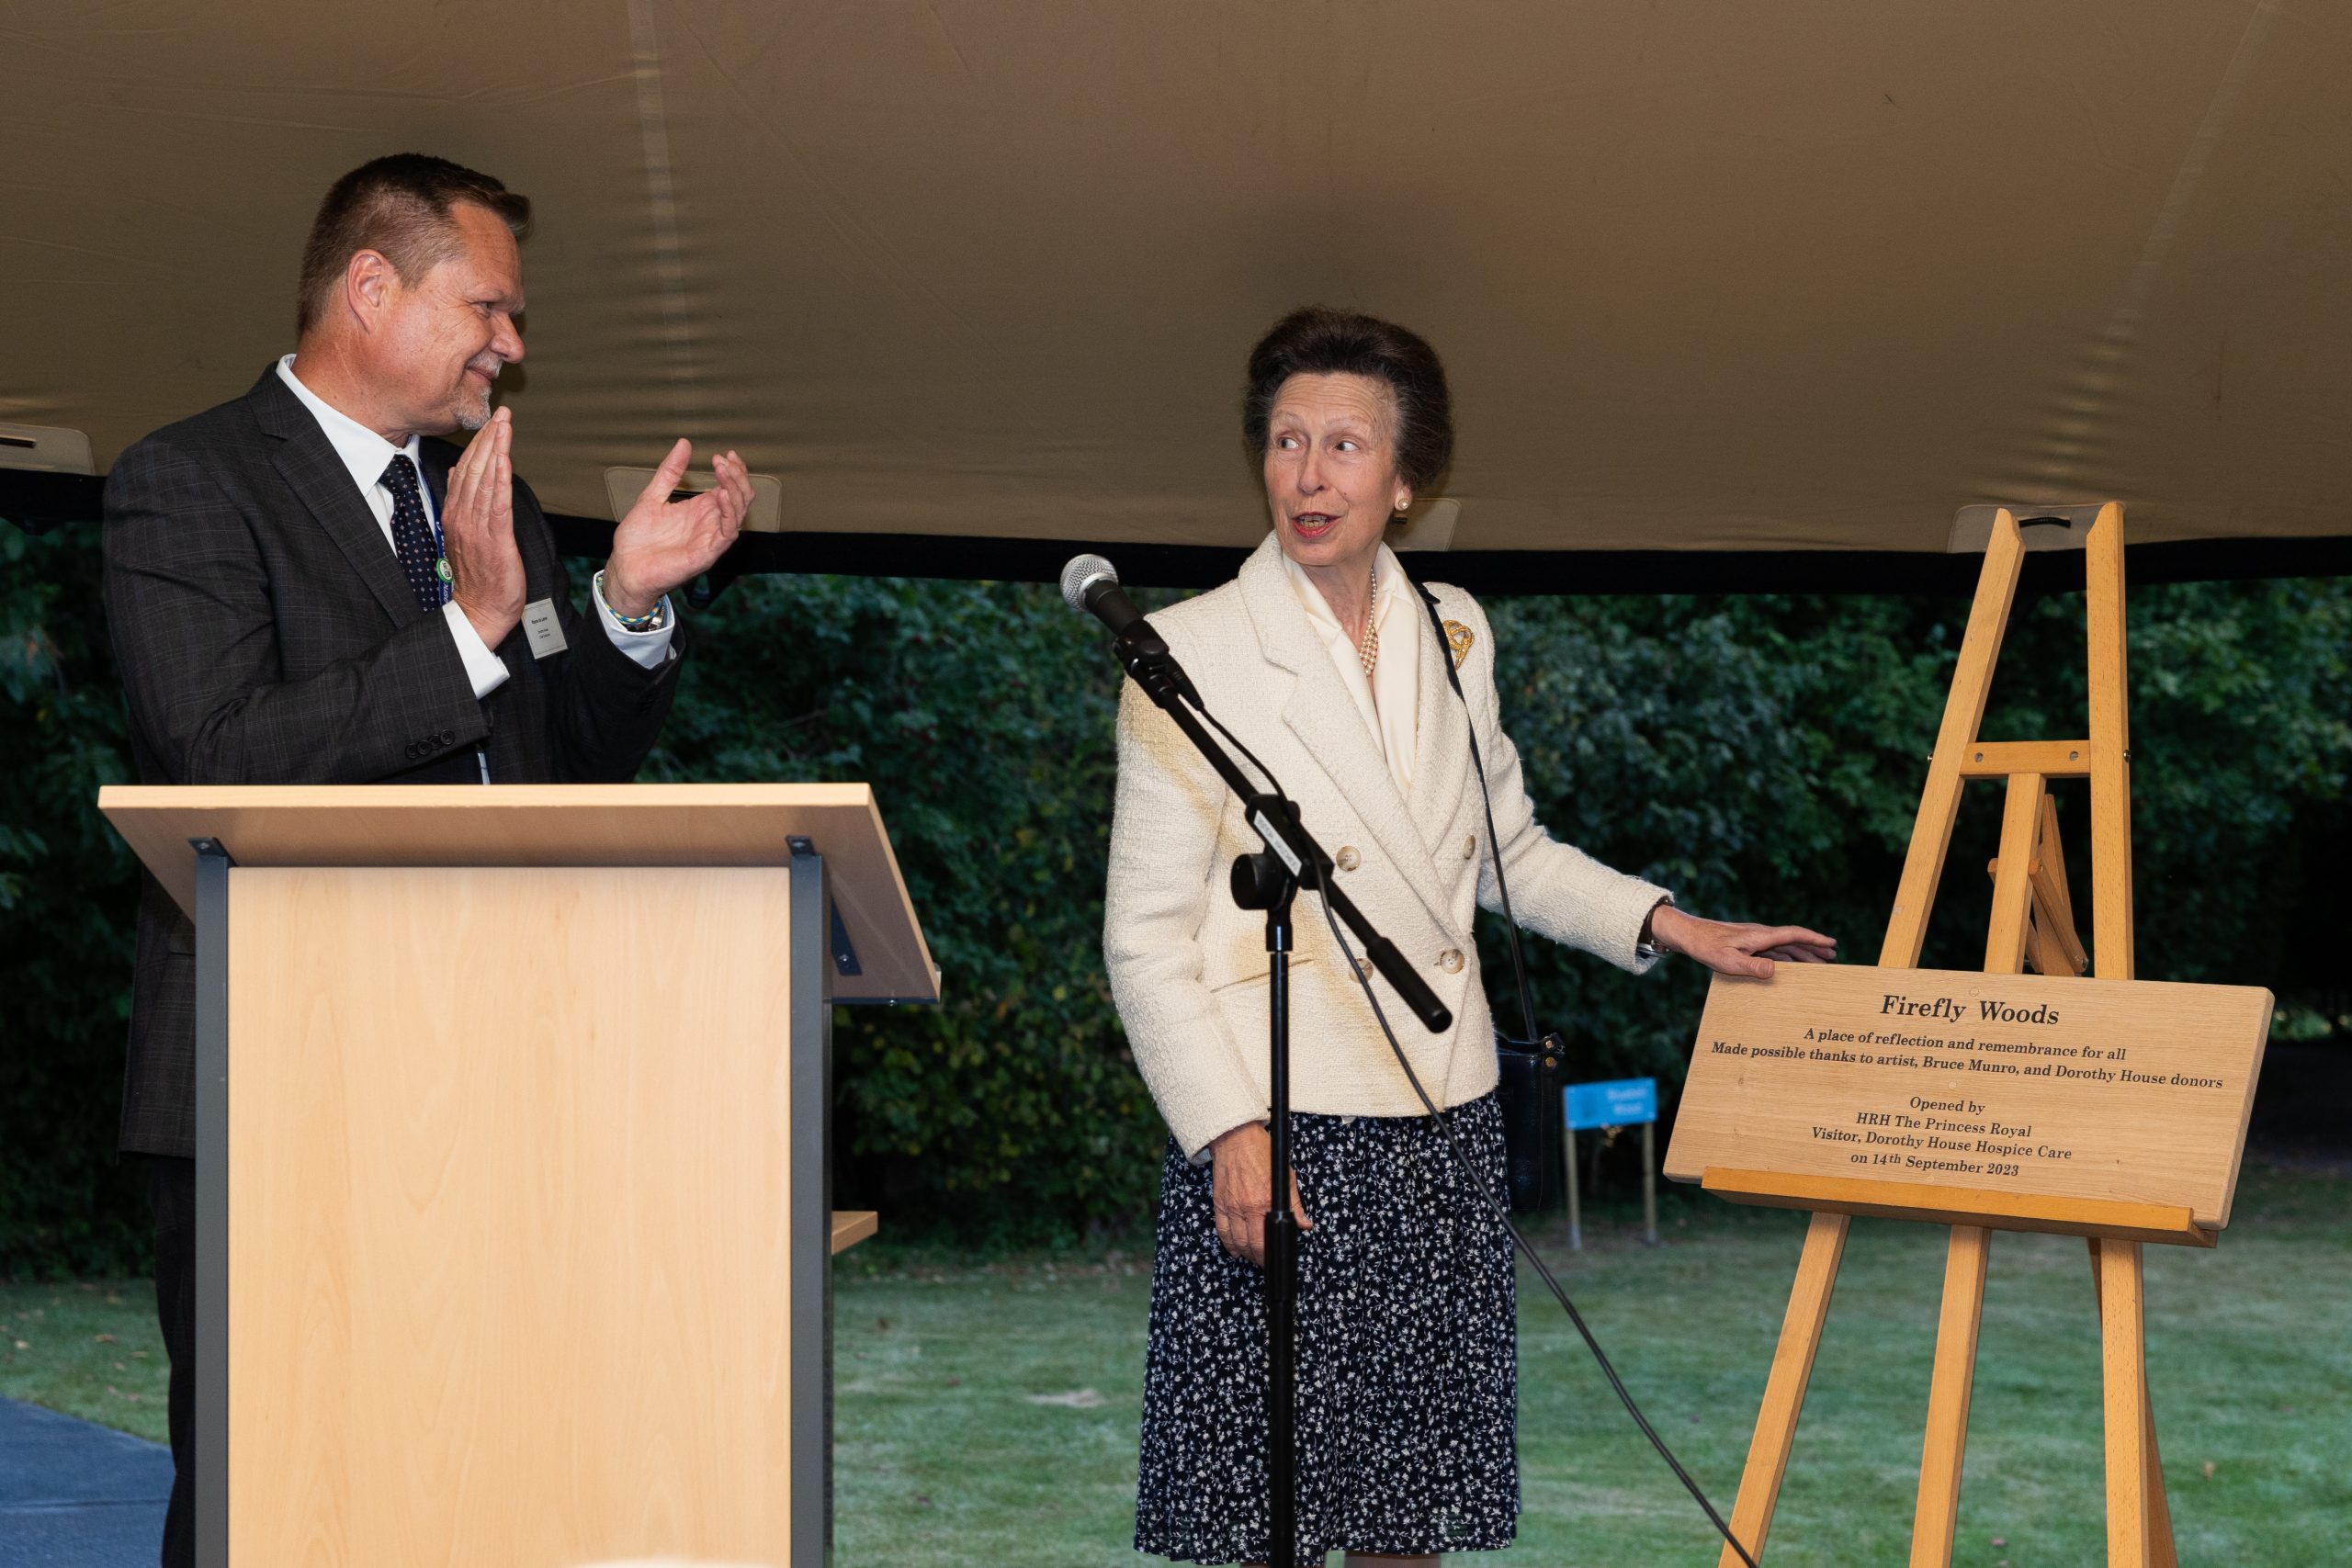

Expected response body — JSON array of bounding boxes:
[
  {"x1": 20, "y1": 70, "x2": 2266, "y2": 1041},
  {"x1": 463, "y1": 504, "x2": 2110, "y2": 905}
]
[
  {"x1": 1651, "y1": 906, "x2": 1838, "y2": 978},
  {"x1": 1207, "y1": 1121, "x2": 1312, "y2": 1269}
]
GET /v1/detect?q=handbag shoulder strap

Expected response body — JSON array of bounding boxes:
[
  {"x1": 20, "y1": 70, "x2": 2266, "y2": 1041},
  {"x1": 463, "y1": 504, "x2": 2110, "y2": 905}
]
[{"x1": 1407, "y1": 573, "x2": 1543, "y2": 1047}]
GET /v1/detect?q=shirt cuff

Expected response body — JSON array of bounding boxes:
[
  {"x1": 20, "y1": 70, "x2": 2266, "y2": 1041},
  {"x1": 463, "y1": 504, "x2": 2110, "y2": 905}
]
[
  {"x1": 592, "y1": 575, "x2": 679, "y2": 671},
  {"x1": 441, "y1": 601, "x2": 512, "y2": 699}
]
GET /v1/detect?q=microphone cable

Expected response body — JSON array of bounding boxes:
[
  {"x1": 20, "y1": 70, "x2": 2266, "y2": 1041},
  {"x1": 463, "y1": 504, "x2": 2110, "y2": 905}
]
[{"x1": 1187, "y1": 700, "x2": 1762, "y2": 1568}]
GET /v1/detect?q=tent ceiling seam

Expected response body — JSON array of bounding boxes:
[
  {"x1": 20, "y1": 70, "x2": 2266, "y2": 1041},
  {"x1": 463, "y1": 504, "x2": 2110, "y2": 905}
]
[{"x1": 627, "y1": 0, "x2": 700, "y2": 438}]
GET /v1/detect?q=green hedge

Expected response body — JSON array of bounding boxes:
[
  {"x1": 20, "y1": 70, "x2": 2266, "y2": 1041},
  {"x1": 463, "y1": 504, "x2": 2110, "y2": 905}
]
[
  {"x1": 4, "y1": 515, "x2": 2346, "y2": 1273},
  {"x1": 1, "y1": 523, "x2": 144, "y2": 1278}
]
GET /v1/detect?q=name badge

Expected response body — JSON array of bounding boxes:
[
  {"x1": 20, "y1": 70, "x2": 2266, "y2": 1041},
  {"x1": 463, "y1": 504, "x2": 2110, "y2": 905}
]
[{"x1": 521, "y1": 598, "x2": 569, "y2": 660}]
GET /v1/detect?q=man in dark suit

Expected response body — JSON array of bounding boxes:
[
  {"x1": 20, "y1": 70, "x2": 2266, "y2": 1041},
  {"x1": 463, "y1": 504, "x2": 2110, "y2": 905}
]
[{"x1": 100, "y1": 153, "x2": 752, "y2": 1567}]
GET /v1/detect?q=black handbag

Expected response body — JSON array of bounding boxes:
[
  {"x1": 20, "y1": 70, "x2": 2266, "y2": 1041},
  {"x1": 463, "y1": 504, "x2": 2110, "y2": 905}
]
[{"x1": 1411, "y1": 577, "x2": 1567, "y2": 1213}]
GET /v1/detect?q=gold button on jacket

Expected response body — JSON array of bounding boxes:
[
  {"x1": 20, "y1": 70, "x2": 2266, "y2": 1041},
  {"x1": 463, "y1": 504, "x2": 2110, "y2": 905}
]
[
  {"x1": 1335, "y1": 845, "x2": 1361, "y2": 872},
  {"x1": 1439, "y1": 948, "x2": 1465, "y2": 974}
]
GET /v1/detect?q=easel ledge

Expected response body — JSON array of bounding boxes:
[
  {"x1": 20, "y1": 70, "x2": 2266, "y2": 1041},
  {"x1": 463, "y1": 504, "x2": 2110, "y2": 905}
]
[{"x1": 1701, "y1": 1168, "x2": 2214, "y2": 1249}]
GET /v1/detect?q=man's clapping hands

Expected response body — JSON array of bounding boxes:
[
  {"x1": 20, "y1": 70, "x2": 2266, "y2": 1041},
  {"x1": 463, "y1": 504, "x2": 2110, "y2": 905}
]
[
  {"x1": 445, "y1": 407, "x2": 752, "y2": 644},
  {"x1": 604, "y1": 437, "x2": 754, "y2": 619}
]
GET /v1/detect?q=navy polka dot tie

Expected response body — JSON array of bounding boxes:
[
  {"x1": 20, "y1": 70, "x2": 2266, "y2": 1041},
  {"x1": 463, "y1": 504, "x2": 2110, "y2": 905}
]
[{"x1": 381, "y1": 454, "x2": 449, "y2": 613}]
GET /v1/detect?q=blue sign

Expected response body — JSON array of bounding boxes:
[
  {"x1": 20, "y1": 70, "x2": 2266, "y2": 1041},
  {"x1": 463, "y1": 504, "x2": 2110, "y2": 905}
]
[{"x1": 1566, "y1": 1077, "x2": 1657, "y2": 1131}]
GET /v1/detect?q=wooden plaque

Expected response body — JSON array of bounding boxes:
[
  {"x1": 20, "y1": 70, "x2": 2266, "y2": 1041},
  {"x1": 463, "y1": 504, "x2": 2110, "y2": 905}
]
[{"x1": 1666, "y1": 965, "x2": 2272, "y2": 1229}]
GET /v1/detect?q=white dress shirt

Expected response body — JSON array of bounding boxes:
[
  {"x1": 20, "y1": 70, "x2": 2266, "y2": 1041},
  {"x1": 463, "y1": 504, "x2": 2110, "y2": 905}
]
[
  {"x1": 275, "y1": 355, "x2": 674, "y2": 704},
  {"x1": 1278, "y1": 539, "x2": 1421, "y2": 800}
]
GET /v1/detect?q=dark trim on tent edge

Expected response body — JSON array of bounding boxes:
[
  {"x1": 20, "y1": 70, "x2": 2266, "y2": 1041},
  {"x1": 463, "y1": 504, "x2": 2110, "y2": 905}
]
[{"x1": 10, "y1": 470, "x2": 2351, "y2": 595}]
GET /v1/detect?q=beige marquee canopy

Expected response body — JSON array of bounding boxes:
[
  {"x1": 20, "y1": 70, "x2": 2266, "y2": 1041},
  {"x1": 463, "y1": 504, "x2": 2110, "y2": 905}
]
[{"x1": 6, "y1": 1, "x2": 2352, "y2": 585}]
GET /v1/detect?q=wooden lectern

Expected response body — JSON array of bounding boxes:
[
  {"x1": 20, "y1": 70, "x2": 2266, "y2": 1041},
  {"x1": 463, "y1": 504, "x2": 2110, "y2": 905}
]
[{"x1": 99, "y1": 784, "x2": 939, "y2": 1568}]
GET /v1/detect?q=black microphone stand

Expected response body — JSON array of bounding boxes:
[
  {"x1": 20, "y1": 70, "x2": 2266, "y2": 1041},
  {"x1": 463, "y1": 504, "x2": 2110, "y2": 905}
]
[{"x1": 1112, "y1": 626, "x2": 1451, "y2": 1568}]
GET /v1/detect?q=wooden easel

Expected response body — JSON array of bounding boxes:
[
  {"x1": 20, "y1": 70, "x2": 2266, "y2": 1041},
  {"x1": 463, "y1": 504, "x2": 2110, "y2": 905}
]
[{"x1": 1711, "y1": 503, "x2": 2182, "y2": 1568}]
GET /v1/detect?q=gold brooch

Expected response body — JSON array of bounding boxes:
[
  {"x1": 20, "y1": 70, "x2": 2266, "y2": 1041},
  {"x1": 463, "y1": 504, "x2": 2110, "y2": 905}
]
[{"x1": 1443, "y1": 619, "x2": 1474, "y2": 670}]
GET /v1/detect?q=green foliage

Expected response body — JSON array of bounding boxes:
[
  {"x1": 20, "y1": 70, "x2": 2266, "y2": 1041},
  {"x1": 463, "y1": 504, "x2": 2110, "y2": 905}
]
[
  {"x1": 4, "y1": 511, "x2": 2347, "y2": 1269},
  {"x1": 1479, "y1": 583, "x2": 2352, "y2": 1087},
  {"x1": 0, "y1": 523, "x2": 145, "y2": 1279},
  {"x1": 1471, "y1": 593, "x2": 1942, "y2": 1081},
  {"x1": 642, "y1": 574, "x2": 1164, "y2": 1236}
]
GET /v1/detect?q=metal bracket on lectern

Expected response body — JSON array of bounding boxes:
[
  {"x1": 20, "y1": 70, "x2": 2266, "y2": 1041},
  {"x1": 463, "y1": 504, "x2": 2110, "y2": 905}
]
[
  {"x1": 827, "y1": 902, "x2": 863, "y2": 977},
  {"x1": 190, "y1": 836, "x2": 233, "y2": 1568},
  {"x1": 781, "y1": 833, "x2": 834, "y2": 1561},
  {"x1": 786, "y1": 836, "x2": 864, "y2": 978}
]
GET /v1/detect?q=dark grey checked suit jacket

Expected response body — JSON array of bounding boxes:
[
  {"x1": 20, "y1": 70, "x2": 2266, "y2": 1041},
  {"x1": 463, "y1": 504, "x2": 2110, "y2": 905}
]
[{"x1": 103, "y1": 367, "x2": 684, "y2": 1158}]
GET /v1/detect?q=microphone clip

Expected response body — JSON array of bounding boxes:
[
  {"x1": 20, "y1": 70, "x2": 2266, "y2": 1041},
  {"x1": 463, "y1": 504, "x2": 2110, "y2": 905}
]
[
  {"x1": 1229, "y1": 793, "x2": 1321, "y2": 912},
  {"x1": 1116, "y1": 629, "x2": 1204, "y2": 712}
]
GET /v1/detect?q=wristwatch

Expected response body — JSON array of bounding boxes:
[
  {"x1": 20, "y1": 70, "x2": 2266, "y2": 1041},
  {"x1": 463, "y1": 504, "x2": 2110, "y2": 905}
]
[{"x1": 1636, "y1": 897, "x2": 1671, "y2": 960}]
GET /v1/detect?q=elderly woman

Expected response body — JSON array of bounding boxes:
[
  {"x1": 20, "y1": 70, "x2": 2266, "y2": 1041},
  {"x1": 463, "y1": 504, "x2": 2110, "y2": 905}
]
[{"x1": 1104, "y1": 307, "x2": 1834, "y2": 1567}]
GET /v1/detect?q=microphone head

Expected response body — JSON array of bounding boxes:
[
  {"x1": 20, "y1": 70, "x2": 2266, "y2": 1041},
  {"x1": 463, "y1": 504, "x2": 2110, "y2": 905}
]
[{"x1": 1059, "y1": 553, "x2": 1117, "y2": 612}]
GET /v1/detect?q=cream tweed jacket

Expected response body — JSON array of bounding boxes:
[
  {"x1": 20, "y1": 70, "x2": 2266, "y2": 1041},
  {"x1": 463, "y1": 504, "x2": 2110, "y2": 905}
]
[{"x1": 1104, "y1": 534, "x2": 1671, "y2": 1159}]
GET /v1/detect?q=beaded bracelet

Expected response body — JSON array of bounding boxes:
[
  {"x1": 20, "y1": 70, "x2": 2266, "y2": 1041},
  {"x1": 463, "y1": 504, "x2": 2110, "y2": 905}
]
[{"x1": 594, "y1": 570, "x2": 666, "y2": 633}]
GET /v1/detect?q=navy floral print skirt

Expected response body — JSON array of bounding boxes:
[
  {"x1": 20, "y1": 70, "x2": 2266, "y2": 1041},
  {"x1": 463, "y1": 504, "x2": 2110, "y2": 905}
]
[{"x1": 1135, "y1": 1093, "x2": 1518, "y2": 1565}]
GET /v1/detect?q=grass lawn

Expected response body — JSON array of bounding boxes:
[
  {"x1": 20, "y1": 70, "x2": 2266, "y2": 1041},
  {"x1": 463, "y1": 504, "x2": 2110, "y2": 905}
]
[
  {"x1": 0, "y1": 1277, "x2": 168, "y2": 1443},
  {"x1": 829, "y1": 1162, "x2": 2348, "y2": 1567},
  {"x1": 8, "y1": 1164, "x2": 2346, "y2": 1564}
]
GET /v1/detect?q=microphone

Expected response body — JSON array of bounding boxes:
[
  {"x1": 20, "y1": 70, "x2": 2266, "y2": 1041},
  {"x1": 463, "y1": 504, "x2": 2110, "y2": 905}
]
[
  {"x1": 1060, "y1": 555, "x2": 1200, "y2": 708},
  {"x1": 1058, "y1": 554, "x2": 1153, "y2": 642}
]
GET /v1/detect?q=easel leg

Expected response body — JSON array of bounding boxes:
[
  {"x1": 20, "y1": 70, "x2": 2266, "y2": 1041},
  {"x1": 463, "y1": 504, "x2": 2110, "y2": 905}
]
[
  {"x1": 1878, "y1": 513, "x2": 2025, "y2": 971},
  {"x1": 2085, "y1": 502, "x2": 2134, "y2": 981},
  {"x1": 1719, "y1": 1211, "x2": 1848, "y2": 1565},
  {"x1": 2091, "y1": 1240, "x2": 2177, "y2": 1567},
  {"x1": 1895, "y1": 764, "x2": 2024, "y2": 1568},
  {"x1": 2142, "y1": 1396, "x2": 2176, "y2": 1565},
  {"x1": 2098, "y1": 1240, "x2": 2157, "y2": 1568},
  {"x1": 1908, "y1": 1224, "x2": 1990, "y2": 1567}
]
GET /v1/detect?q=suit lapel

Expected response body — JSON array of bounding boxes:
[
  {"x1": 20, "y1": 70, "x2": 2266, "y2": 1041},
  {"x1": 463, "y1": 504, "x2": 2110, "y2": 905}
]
[
  {"x1": 245, "y1": 369, "x2": 426, "y2": 628},
  {"x1": 1238, "y1": 536, "x2": 1461, "y2": 942},
  {"x1": 1397, "y1": 569, "x2": 1472, "y2": 858}
]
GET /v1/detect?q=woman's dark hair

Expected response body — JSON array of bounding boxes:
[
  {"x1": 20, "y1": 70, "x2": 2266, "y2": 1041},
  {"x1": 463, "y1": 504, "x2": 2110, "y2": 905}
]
[{"x1": 1242, "y1": 306, "x2": 1453, "y2": 497}]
